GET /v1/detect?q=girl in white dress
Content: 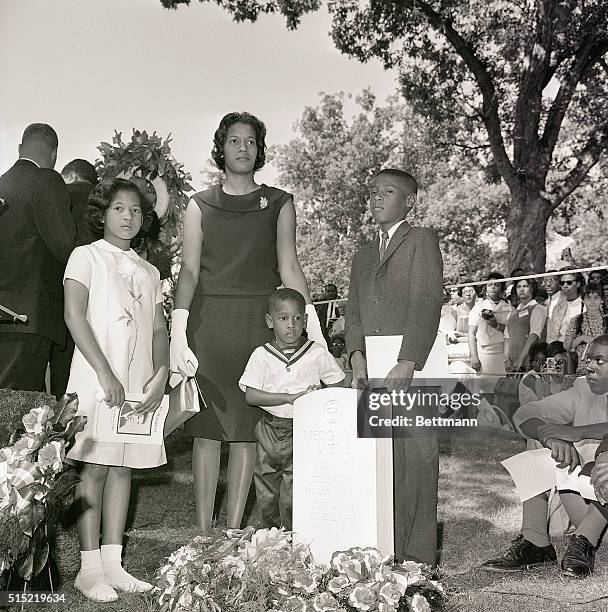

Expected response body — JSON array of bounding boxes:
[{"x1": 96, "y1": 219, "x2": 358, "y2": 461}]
[{"x1": 64, "y1": 178, "x2": 169, "y2": 602}]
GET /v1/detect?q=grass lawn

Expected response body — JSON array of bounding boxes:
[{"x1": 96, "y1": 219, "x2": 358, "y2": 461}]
[{"x1": 13, "y1": 429, "x2": 608, "y2": 611}]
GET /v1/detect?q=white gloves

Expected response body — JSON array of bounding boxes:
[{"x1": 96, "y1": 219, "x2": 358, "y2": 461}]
[
  {"x1": 305, "y1": 304, "x2": 328, "y2": 349},
  {"x1": 169, "y1": 309, "x2": 199, "y2": 378}
]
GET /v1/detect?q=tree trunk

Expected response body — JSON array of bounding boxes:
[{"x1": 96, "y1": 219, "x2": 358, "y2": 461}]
[{"x1": 505, "y1": 187, "x2": 553, "y2": 272}]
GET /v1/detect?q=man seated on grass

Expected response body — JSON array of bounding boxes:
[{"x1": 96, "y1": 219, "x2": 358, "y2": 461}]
[{"x1": 481, "y1": 336, "x2": 608, "y2": 578}]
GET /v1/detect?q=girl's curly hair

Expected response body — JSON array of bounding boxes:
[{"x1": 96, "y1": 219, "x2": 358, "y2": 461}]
[
  {"x1": 211, "y1": 112, "x2": 267, "y2": 172},
  {"x1": 86, "y1": 178, "x2": 154, "y2": 249}
]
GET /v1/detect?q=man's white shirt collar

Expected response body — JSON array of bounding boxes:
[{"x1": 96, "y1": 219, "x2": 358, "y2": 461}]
[
  {"x1": 378, "y1": 219, "x2": 407, "y2": 245},
  {"x1": 19, "y1": 157, "x2": 40, "y2": 168}
]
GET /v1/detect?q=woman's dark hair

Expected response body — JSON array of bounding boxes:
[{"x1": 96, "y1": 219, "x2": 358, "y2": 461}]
[
  {"x1": 546, "y1": 341, "x2": 565, "y2": 358},
  {"x1": 574, "y1": 283, "x2": 608, "y2": 336},
  {"x1": 588, "y1": 269, "x2": 608, "y2": 283},
  {"x1": 211, "y1": 112, "x2": 267, "y2": 172},
  {"x1": 528, "y1": 340, "x2": 548, "y2": 363},
  {"x1": 86, "y1": 178, "x2": 154, "y2": 249},
  {"x1": 515, "y1": 277, "x2": 538, "y2": 299}
]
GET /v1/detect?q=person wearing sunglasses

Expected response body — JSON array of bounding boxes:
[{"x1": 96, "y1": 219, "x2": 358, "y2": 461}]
[{"x1": 546, "y1": 267, "x2": 585, "y2": 344}]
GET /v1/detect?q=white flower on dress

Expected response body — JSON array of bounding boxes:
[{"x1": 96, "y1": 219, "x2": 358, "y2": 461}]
[
  {"x1": 259, "y1": 196, "x2": 269, "y2": 209},
  {"x1": 116, "y1": 258, "x2": 146, "y2": 288}
]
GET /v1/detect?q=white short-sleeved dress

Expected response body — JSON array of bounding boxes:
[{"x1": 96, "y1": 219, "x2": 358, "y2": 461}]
[{"x1": 64, "y1": 239, "x2": 166, "y2": 468}]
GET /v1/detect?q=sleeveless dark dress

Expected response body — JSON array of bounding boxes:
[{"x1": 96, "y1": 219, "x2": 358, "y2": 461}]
[{"x1": 184, "y1": 184, "x2": 291, "y2": 441}]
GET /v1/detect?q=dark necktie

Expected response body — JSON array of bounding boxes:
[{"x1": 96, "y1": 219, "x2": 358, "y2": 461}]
[{"x1": 379, "y1": 231, "x2": 389, "y2": 260}]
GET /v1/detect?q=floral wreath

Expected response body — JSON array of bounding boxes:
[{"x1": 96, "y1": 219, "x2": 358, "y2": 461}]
[
  {"x1": 96, "y1": 130, "x2": 193, "y2": 311},
  {"x1": 96, "y1": 130, "x2": 193, "y2": 244}
]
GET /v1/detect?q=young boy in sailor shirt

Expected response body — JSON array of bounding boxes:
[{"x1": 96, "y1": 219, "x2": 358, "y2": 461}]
[{"x1": 240, "y1": 288, "x2": 345, "y2": 530}]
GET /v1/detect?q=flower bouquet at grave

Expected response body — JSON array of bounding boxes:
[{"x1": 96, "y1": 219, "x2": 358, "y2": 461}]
[
  {"x1": 0, "y1": 393, "x2": 85, "y2": 585},
  {"x1": 157, "y1": 527, "x2": 444, "y2": 612}
]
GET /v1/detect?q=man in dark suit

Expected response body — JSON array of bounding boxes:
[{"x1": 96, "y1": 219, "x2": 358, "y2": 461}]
[
  {"x1": 47, "y1": 159, "x2": 98, "y2": 398},
  {"x1": 60, "y1": 158, "x2": 98, "y2": 247},
  {"x1": 346, "y1": 168, "x2": 443, "y2": 565},
  {"x1": 318, "y1": 283, "x2": 341, "y2": 342},
  {"x1": 0, "y1": 123, "x2": 76, "y2": 391}
]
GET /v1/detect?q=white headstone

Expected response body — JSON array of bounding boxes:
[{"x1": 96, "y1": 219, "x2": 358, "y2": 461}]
[{"x1": 292, "y1": 387, "x2": 393, "y2": 564}]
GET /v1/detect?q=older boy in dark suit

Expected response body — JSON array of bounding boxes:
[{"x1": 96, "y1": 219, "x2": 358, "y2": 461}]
[
  {"x1": 346, "y1": 169, "x2": 443, "y2": 565},
  {"x1": 0, "y1": 123, "x2": 76, "y2": 391}
]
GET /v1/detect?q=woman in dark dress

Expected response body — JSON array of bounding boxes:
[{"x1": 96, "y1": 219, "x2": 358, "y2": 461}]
[{"x1": 170, "y1": 112, "x2": 325, "y2": 534}]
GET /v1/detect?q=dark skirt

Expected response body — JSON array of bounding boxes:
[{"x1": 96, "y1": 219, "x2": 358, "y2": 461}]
[{"x1": 184, "y1": 295, "x2": 272, "y2": 441}]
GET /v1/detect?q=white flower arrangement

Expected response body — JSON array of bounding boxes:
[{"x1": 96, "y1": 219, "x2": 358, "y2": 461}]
[
  {"x1": 0, "y1": 395, "x2": 85, "y2": 581},
  {"x1": 156, "y1": 528, "x2": 444, "y2": 612}
]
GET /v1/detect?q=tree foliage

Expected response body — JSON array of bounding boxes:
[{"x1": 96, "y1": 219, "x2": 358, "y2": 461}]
[
  {"x1": 274, "y1": 91, "x2": 507, "y2": 292},
  {"x1": 160, "y1": 0, "x2": 608, "y2": 271}
]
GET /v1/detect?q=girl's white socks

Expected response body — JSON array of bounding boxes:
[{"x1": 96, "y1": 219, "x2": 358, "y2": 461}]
[
  {"x1": 75, "y1": 549, "x2": 118, "y2": 602},
  {"x1": 101, "y1": 544, "x2": 153, "y2": 593}
]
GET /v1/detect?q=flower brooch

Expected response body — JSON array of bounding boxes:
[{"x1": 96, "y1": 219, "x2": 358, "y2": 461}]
[{"x1": 260, "y1": 196, "x2": 269, "y2": 209}]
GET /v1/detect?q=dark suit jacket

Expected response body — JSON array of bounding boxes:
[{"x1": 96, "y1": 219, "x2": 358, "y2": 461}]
[
  {"x1": 67, "y1": 181, "x2": 96, "y2": 246},
  {"x1": 346, "y1": 221, "x2": 443, "y2": 369},
  {"x1": 318, "y1": 300, "x2": 341, "y2": 340},
  {"x1": 0, "y1": 160, "x2": 76, "y2": 344}
]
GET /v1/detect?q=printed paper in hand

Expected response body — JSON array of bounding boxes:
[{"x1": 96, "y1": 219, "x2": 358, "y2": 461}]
[
  {"x1": 93, "y1": 394, "x2": 168, "y2": 445},
  {"x1": 556, "y1": 466, "x2": 597, "y2": 501},
  {"x1": 501, "y1": 448, "x2": 598, "y2": 502},
  {"x1": 501, "y1": 448, "x2": 558, "y2": 502},
  {"x1": 92, "y1": 378, "x2": 202, "y2": 444},
  {"x1": 365, "y1": 334, "x2": 449, "y2": 381}
]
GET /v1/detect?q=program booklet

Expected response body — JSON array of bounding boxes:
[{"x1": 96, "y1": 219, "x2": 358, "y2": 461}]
[{"x1": 92, "y1": 377, "x2": 202, "y2": 445}]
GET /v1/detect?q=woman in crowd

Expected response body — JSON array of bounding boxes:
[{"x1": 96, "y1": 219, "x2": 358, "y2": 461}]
[
  {"x1": 442, "y1": 285, "x2": 477, "y2": 369},
  {"x1": 564, "y1": 282, "x2": 608, "y2": 376},
  {"x1": 456, "y1": 285, "x2": 477, "y2": 334},
  {"x1": 468, "y1": 272, "x2": 513, "y2": 375},
  {"x1": 587, "y1": 269, "x2": 608, "y2": 311},
  {"x1": 506, "y1": 267, "x2": 525, "y2": 307},
  {"x1": 439, "y1": 287, "x2": 458, "y2": 334},
  {"x1": 504, "y1": 278, "x2": 547, "y2": 372},
  {"x1": 169, "y1": 112, "x2": 324, "y2": 535},
  {"x1": 587, "y1": 269, "x2": 608, "y2": 286},
  {"x1": 518, "y1": 340, "x2": 567, "y2": 404}
]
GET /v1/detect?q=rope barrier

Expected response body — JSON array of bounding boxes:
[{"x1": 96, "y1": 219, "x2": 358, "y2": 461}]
[
  {"x1": 312, "y1": 265, "x2": 607, "y2": 303},
  {"x1": 445, "y1": 265, "x2": 608, "y2": 289}
]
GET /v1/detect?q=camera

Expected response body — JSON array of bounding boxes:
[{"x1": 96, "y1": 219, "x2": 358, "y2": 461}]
[
  {"x1": 545, "y1": 357, "x2": 557, "y2": 374},
  {"x1": 481, "y1": 309, "x2": 495, "y2": 320}
]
